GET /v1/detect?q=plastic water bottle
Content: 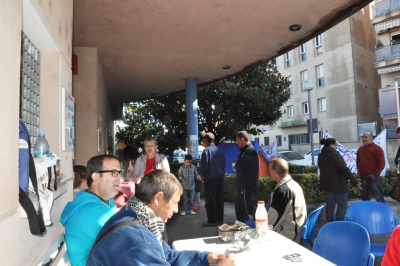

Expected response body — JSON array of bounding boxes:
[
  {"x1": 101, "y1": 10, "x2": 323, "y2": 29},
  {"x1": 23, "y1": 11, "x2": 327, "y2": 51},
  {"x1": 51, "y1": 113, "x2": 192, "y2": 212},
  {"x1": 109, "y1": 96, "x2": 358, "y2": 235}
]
[
  {"x1": 255, "y1": 200, "x2": 268, "y2": 239},
  {"x1": 34, "y1": 132, "x2": 50, "y2": 157}
]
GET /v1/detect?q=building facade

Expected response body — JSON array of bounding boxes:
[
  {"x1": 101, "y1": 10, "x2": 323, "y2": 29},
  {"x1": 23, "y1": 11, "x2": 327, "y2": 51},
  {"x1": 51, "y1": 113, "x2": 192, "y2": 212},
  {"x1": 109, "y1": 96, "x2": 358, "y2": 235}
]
[
  {"x1": 0, "y1": 1, "x2": 116, "y2": 265},
  {"x1": 252, "y1": 8, "x2": 381, "y2": 156},
  {"x1": 373, "y1": 0, "x2": 400, "y2": 161}
]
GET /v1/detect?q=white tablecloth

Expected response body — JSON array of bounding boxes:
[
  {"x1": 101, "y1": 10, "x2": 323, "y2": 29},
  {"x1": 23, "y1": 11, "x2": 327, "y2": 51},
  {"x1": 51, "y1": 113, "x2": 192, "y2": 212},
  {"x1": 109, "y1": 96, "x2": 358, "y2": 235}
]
[{"x1": 172, "y1": 231, "x2": 335, "y2": 265}]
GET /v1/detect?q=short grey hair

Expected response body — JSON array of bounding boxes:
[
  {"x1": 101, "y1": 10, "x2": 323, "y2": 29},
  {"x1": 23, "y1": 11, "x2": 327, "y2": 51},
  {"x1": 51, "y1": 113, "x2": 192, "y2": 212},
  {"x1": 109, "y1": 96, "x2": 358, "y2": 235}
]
[
  {"x1": 135, "y1": 170, "x2": 182, "y2": 203},
  {"x1": 203, "y1": 132, "x2": 215, "y2": 143}
]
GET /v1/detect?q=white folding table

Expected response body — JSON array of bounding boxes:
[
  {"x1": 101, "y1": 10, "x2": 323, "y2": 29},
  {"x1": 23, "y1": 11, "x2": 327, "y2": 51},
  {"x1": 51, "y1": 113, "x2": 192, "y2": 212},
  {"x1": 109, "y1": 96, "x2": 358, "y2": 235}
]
[{"x1": 172, "y1": 231, "x2": 335, "y2": 265}]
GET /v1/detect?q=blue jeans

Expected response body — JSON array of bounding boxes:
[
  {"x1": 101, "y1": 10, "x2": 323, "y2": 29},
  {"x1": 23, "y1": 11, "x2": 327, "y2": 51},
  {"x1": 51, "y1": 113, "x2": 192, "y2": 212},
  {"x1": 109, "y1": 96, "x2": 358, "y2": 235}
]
[
  {"x1": 193, "y1": 192, "x2": 201, "y2": 205},
  {"x1": 182, "y1": 188, "x2": 195, "y2": 212},
  {"x1": 360, "y1": 177, "x2": 385, "y2": 203},
  {"x1": 325, "y1": 191, "x2": 348, "y2": 222}
]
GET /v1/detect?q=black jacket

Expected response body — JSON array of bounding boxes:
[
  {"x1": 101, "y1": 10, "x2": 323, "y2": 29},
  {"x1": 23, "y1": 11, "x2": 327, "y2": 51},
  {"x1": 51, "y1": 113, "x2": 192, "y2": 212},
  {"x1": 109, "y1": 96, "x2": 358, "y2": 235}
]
[
  {"x1": 318, "y1": 146, "x2": 358, "y2": 193},
  {"x1": 235, "y1": 143, "x2": 259, "y2": 192},
  {"x1": 395, "y1": 146, "x2": 400, "y2": 166}
]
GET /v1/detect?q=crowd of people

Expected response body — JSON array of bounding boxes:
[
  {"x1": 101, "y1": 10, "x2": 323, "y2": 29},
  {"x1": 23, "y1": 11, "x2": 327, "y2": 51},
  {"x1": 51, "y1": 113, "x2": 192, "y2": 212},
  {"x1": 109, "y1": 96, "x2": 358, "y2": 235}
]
[{"x1": 60, "y1": 130, "x2": 400, "y2": 265}]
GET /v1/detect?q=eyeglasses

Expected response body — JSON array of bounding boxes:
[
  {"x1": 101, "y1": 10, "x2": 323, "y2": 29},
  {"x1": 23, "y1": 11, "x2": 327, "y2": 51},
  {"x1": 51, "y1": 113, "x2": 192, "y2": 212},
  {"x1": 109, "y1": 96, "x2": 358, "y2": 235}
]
[{"x1": 98, "y1": 170, "x2": 122, "y2": 177}]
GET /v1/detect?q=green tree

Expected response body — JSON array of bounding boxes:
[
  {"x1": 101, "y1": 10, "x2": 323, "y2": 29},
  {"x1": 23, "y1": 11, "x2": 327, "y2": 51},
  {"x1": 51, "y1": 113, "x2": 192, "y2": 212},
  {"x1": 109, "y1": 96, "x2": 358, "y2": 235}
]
[
  {"x1": 115, "y1": 101, "x2": 187, "y2": 156},
  {"x1": 198, "y1": 61, "x2": 290, "y2": 143},
  {"x1": 116, "y1": 60, "x2": 290, "y2": 153}
]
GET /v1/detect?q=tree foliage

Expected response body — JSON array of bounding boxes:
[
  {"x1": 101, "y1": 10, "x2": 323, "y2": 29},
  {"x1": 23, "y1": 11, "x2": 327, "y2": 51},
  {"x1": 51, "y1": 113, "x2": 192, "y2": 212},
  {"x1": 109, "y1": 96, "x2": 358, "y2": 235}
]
[{"x1": 116, "y1": 60, "x2": 290, "y2": 154}]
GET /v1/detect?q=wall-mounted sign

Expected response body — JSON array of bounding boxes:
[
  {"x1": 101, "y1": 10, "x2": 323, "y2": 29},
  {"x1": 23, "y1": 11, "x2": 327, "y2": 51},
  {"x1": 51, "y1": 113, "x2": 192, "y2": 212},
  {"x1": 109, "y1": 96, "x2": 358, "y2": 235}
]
[
  {"x1": 62, "y1": 87, "x2": 74, "y2": 151},
  {"x1": 281, "y1": 119, "x2": 303, "y2": 126}
]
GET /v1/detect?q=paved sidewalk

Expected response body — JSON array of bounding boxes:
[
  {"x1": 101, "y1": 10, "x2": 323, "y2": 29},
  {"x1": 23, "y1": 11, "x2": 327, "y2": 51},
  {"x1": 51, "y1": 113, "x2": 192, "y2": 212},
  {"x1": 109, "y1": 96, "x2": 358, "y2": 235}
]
[{"x1": 166, "y1": 197, "x2": 400, "y2": 265}]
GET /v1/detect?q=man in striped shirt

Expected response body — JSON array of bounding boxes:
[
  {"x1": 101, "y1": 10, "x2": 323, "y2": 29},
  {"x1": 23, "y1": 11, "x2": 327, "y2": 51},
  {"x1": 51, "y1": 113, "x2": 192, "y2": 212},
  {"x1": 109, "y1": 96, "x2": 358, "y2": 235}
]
[{"x1": 178, "y1": 154, "x2": 201, "y2": 215}]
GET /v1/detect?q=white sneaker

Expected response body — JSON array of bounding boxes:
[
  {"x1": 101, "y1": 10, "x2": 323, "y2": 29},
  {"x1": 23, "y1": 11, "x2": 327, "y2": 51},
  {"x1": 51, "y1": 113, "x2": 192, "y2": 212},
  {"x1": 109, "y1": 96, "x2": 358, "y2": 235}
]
[
  {"x1": 180, "y1": 211, "x2": 186, "y2": 216},
  {"x1": 190, "y1": 211, "x2": 196, "y2": 215}
]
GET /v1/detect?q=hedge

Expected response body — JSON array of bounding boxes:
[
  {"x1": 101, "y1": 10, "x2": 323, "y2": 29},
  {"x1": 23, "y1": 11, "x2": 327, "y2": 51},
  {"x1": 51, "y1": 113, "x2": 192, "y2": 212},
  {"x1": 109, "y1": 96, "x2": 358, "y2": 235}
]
[
  {"x1": 168, "y1": 159, "x2": 399, "y2": 204},
  {"x1": 224, "y1": 167, "x2": 399, "y2": 204}
]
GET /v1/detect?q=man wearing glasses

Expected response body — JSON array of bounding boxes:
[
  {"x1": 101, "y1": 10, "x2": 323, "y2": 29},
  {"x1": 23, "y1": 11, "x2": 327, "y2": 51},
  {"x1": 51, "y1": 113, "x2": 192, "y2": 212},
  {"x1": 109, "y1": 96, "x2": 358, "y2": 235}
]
[{"x1": 60, "y1": 155, "x2": 121, "y2": 266}]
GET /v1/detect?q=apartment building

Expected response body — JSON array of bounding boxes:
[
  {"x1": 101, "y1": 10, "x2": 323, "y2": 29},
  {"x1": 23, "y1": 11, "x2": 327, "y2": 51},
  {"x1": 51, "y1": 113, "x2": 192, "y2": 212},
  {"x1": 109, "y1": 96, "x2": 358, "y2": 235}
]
[
  {"x1": 373, "y1": 0, "x2": 400, "y2": 134},
  {"x1": 372, "y1": 0, "x2": 400, "y2": 164},
  {"x1": 253, "y1": 8, "x2": 381, "y2": 155}
]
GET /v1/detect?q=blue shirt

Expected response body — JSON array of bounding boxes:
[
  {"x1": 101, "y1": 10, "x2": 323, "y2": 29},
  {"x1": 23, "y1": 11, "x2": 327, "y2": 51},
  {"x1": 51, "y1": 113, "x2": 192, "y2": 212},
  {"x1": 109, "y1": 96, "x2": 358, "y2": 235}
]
[
  {"x1": 201, "y1": 143, "x2": 226, "y2": 181},
  {"x1": 60, "y1": 191, "x2": 117, "y2": 266}
]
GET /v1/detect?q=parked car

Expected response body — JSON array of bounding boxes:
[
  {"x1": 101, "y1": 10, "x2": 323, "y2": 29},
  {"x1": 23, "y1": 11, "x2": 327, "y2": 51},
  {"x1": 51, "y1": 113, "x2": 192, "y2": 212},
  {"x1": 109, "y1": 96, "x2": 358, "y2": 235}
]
[
  {"x1": 174, "y1": 147, "x2": 204, "y2": 163},
  {"x1": 277, "y1": 150, "x2": 313, "y2": 166},
  {"x1": 177, "y1": 151, "x2": 188, "y2": 163},
  {"x1": 304, "y1": 148, "x2": 320, "y2": 163},
  {"x1": 173, "y1": 150, "x2": 182, "y2": 162}
]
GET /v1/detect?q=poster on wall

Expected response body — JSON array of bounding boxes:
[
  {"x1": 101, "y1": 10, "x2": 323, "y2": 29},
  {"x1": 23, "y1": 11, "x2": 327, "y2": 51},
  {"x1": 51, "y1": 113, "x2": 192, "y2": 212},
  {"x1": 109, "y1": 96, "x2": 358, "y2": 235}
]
[{"x1": 62, "y1": 87, "x2": 75, "y2": 151}]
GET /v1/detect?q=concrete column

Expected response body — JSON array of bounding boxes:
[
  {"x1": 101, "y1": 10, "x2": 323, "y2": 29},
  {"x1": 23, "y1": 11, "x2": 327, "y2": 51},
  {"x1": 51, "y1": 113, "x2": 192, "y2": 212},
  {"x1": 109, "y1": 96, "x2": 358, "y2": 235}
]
[{"x1": 185, "y1": 78, "x2": 198, "y2": 159}]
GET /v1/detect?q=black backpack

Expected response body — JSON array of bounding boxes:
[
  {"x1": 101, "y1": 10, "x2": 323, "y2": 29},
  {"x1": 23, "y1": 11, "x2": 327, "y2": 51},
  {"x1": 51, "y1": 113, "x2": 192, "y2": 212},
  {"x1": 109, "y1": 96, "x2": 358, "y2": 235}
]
[{"x1": 19, "y1": 120, "x2": 46, "y2": 236}]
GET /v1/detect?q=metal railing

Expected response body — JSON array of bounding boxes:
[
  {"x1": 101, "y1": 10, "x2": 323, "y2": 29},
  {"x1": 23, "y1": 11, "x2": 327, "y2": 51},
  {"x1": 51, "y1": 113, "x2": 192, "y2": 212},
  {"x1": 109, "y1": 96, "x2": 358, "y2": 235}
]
[
  {"x1": 384, "y1": 124, "x2": 397, "y2": 139},
  {"x1": 373, "y1": 0, "x2": 400, "y2": 18},
  {"x1": 376, "y1": 43, "x2": 400, "y2": 62}
]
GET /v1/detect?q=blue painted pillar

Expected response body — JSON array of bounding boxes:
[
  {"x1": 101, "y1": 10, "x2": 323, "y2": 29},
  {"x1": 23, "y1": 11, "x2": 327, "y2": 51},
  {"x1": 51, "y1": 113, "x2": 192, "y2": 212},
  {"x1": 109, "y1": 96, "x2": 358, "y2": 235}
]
[{"x1": 185, "y1": 78, "x2": 198, "y2": 159}]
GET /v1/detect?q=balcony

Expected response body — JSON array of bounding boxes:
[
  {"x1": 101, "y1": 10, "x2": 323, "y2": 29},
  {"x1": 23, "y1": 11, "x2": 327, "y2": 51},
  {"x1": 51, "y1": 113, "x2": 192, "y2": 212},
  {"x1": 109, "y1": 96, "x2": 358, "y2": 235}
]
[
  {"x1": 373, "y1": 0, "x2": 400, "y2": 18},
  {"x1": 376, "y1": 43, "x2": 400, "y2": 62}
]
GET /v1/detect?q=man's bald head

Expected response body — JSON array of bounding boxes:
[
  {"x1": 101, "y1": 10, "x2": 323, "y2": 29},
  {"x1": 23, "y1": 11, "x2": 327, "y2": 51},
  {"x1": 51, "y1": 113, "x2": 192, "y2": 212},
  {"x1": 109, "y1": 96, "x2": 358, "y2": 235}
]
[{"x1": 269, "y1": 158, "x2": 289, "y2": 182}]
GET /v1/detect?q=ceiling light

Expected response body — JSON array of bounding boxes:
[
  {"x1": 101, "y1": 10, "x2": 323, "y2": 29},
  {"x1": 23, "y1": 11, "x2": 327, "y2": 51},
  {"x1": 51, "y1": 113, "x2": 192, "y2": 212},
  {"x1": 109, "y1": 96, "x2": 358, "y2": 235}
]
[
  {"x1": 289, "y1": 24, "x2": 302, "y2": 31},
  {"x1": 222, "y1": 66, "x2": 231, "y2": 70}
]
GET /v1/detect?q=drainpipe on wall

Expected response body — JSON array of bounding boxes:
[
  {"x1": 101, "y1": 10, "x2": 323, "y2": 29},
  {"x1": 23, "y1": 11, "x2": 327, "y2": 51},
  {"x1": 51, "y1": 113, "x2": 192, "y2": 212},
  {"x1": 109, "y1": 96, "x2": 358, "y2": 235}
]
[{"x1": 396, "y1": 82, "x2": 400, "y2": 126}]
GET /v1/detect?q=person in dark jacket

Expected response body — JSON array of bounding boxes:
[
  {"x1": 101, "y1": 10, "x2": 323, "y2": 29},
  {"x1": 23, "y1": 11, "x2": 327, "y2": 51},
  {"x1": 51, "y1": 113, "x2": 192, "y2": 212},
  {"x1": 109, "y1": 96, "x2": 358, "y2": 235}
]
[
  {"x1": 394, "y1": 126, "x2": 400, "y2": 169},
  {"x1": 200, "y1": 132, "x2": 226, "y2": 226},
  {"x1": 318, "y1": 138, "x2": 362, "y2": 222},
  {"x1": 233, "y1": 131, "x2": 259, "y2": 222},
  {"x1": 87, "y1": 170, "x2": 236, "y2": 266}
]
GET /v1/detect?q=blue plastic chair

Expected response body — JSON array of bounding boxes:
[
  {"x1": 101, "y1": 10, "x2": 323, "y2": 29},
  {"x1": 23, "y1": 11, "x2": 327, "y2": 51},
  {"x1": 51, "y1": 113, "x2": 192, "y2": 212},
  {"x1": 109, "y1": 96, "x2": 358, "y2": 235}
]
[
  {"x1": 300, "y1": 204, "x2": 324, "y2": 247},
  {"x1": 265, "y1": 198, "x2": 270, "y2": 211},
  {"x1": 245, "y1": 199, "x2": 271, "y2": 228},
  {"x1": 313, "y1": 221, "x2": 375, "y2": 266},
  {"x1": 345, "y1": 201, "x2": 399, "y2": 257}
]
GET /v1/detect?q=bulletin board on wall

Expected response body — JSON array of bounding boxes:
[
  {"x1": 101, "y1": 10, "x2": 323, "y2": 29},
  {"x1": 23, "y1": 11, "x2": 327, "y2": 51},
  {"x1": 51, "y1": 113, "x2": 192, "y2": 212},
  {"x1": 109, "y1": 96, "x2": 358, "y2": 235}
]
[{"x1": 62, "y1": 87, "x2": 75, "y2": 151}]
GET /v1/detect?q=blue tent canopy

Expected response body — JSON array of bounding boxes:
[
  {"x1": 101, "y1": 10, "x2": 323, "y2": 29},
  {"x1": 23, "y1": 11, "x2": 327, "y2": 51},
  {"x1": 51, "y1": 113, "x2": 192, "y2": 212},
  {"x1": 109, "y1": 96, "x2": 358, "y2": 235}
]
[{"x1": 218, "y1": 141, "x2": 269, "y2": 174}]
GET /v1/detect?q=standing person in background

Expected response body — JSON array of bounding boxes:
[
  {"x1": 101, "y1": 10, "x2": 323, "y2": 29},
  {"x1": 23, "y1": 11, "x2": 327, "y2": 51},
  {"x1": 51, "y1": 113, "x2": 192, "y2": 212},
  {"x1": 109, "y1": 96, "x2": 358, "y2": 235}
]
[
  {"x1": 122, "y1": 146, "x2": 140, "y2": 182},
  {"x1": 73, "y1": 165, "x2": 88, "y2": 197},
  {"x1": 201, "y1": 132, "x2": 226, "y2": 226},
  {"x1": 132, "y1": 136, "x2": 170, "y2": 242},
  {"x1": 178, "y1": 154, "x2": 201, "y2": 216},
  {"x1": 318, "y1": 138, "x2": 362, "y2": 222},
  {"x1": 356, "y1": 132, "x2": 386, "y2": 203},
  {"x1": 394, "y1": 126, "x2": 400, "y2": 170},
  {"x1": 233, "y1": 131, "x2": 259, "y2": 222},
  {"x1": 132, "y1": 137, "x2": 170, "y2": 184},
  {"x1": 117, "y1": 139, "x2": 130, "y2": 180},
  {"x1": 193, "y1": 168, "x2": 204, "y2": 211}
]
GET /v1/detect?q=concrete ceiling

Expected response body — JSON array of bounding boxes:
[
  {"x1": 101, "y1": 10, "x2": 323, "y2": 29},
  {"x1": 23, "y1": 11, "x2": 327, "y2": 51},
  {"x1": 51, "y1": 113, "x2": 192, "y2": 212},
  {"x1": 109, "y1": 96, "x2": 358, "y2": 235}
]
[{"x1": 73, "y1": 0, "x2": 373, "y2": 117}]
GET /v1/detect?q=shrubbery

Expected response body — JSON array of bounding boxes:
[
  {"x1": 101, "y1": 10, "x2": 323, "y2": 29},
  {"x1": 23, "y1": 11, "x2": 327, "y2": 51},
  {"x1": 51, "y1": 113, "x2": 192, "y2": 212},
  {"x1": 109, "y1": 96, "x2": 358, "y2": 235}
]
[
  {"x1": 168, "y1": 159, "x2": 399, "y2": 204},
  {"x1": 224, "y1": 166, "x2": 399, "y2": 204}
]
